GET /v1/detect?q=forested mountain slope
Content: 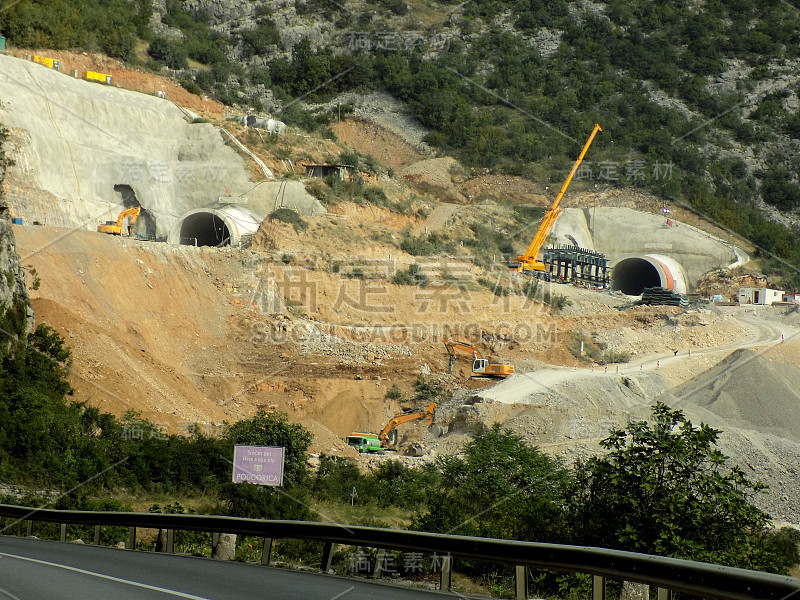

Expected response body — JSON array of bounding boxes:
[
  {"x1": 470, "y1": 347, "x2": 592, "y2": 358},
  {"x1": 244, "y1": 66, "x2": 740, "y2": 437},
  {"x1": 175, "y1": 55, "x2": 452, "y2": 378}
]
[{"x1": 3, "y1": 0, "x2": 800, "y2": 281}]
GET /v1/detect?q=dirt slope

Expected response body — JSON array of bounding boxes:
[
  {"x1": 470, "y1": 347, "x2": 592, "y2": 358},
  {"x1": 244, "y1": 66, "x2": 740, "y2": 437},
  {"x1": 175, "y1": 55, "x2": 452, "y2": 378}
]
[{"x1": 330, "y1": 118, "x2": 425, "y2": 170}]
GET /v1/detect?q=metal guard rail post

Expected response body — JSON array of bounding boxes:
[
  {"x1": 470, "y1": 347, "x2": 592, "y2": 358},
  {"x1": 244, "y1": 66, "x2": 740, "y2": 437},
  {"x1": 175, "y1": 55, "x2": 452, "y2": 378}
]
[{"x1": 1, "y1": 504, "x2": 798, "y2": 600}]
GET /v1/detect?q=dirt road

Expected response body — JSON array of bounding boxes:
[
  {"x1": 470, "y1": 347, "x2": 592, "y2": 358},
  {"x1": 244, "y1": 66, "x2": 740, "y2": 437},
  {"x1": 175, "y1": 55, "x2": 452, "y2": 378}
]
[{"x1": 479, "y1": 306, "x2": 796, "y2": 405}]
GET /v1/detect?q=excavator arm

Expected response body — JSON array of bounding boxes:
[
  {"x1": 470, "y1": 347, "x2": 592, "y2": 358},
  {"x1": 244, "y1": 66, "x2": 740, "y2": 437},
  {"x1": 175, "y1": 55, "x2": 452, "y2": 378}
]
[
  {"x1": 98, "y1": 206, "x2": 141, "y2": 236},
  {"x1": 378, "y1": 402, "x2": 436, "y2": 447},
  {"x1": 121, "y1": 207, "x2": 141, "y2": 229},
  {"x1": 443, "y1": 338, "x2": 485, "y2": 361},
  {"x1": 511, "y1": 124, "x2": 602, "y2": 273},
  {"x1": 442, "y1": 337, "x2": 514, "y2": 378}
]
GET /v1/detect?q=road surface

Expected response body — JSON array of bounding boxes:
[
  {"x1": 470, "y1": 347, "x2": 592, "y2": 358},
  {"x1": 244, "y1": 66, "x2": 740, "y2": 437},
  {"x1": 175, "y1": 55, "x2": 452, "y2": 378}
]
[{"x1": 0, "y1": 536, "x2": 450, "y2": 600}]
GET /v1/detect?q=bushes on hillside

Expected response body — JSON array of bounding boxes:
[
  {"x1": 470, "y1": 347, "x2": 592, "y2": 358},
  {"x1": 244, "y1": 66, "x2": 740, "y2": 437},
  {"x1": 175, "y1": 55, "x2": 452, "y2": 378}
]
[
  {"x1": 392, "y1": 263, "x2": 428, "y2": 286},
  {"x1": 269, "y1": 208, "x2": 308, "y2": 232},
  {"x1": 147, "y1": 36, "x2": 188, "y2": 69}
]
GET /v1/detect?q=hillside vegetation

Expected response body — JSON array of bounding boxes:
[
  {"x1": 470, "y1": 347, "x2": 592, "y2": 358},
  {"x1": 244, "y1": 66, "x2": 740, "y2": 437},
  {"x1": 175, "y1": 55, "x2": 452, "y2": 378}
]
[{"x1": 3, "y1": 0, "x2": 800, "y2": 286}]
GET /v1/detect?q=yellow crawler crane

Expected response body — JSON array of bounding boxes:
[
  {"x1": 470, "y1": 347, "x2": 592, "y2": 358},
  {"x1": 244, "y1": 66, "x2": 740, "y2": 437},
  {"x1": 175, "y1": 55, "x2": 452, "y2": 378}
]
[
  {"x1": 509, "y1": 123, "x2": 602, "y2": 275},
  {"x1": 98, "y1": 206, "x2": 141, "y2": 236}
]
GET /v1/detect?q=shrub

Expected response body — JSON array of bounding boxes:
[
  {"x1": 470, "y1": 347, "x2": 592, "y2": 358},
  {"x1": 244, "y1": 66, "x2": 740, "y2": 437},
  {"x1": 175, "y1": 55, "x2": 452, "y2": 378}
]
[
  {"x1": 241, "y1": 20, "x2": 281, "y2": 58},
  {"x1": 568, "y1": 403, "x2": 787, "y2": 572},
  {"x1": 393, "y1": 263, "x2": 428, "y2": 287},
  {"x1": 362, "y1": 186, "x2": 389, "y2": 207},
  {"x1": 147, "y1": 37, "x2": 188, "y2": 69},
  {"x1": 269, "y1": 208, "x2": 308, "y2": 232},
  {"x1": 400, "y1": 234, "x2": 445, "y2": 256},
  {"x1": 384, "y1": 384, "x2": 402, "y2": 400}
]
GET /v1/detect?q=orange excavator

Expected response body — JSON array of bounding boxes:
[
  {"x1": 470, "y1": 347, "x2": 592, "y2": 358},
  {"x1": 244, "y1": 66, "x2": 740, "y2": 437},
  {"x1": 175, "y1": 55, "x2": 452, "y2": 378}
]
[
  {"x1": 509, "y1": 124, "x2": 602, "y2": 276},
  {"x1": 442, "y1": 337, "x2": 515, "y2": 378},
  {"x1": 98, "y1": 206, "x2": 141, "y2": 236},
  {"x1": 378, "y1": 402, "x2": 437, "y2": 448}
]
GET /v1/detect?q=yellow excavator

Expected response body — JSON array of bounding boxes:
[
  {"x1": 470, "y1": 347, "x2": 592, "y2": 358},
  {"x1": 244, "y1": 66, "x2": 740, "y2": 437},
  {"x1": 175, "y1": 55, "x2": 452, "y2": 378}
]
[
  {"x1": 509, "y1": 123, "x2": 602, "y2": 276},
  {"x1": 346, "y1": 403, "x2": 438, "y2": 452},
  {"x1": 98, "y1": 206, "x2": 141, "y2": 236},
  {"x1": 442, "y1": 337, "x2": 515, "y2": 378},
  {"x1": 378, "y1": 402, "x2": 437, "y2": 448}
]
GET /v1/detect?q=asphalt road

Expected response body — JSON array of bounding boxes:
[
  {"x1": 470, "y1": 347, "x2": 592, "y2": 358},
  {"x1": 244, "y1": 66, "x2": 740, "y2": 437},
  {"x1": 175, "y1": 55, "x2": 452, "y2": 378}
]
[{"x1": 0, "y1": 536, "x2": 450, "y2": 600}]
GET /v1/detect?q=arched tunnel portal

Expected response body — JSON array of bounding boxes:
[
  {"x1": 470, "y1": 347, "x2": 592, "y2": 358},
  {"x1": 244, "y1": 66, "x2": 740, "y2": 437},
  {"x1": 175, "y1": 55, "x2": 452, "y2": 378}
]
[
  {"x1": 178, "y1": 212, "x2": 231, "y2": 247},
  {"x1": 611, "y1": 255, "x2": 688, "y2": 296},
  {"x1": 168, "y1": 206, "x2": 261, "y2": 247}
]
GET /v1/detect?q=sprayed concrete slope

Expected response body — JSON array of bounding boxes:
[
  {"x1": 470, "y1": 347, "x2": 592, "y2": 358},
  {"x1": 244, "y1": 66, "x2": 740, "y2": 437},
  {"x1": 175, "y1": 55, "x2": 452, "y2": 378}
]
[
  {"x1": 0, "y1": 54, "x2": 322, "y2": 239},
  {"x1": 552, "y1": 207, "x2": 742, "y2": 289}
]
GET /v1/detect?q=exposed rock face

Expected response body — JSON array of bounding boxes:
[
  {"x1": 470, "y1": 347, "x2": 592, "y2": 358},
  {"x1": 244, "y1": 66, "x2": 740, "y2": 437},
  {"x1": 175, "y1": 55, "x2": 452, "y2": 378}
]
[
  {"x1": 184, "y1": 0, "x2": 257, "y2": 25},
  {"x1": 0, "y1": 126, "x2": 33, "y2": 341}
]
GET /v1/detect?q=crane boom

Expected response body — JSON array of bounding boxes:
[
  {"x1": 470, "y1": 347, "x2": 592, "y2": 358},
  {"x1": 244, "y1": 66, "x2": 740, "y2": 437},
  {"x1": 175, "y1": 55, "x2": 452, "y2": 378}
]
[{"x1": 511, "y1": 124, "x2": 602, "y2": 273}]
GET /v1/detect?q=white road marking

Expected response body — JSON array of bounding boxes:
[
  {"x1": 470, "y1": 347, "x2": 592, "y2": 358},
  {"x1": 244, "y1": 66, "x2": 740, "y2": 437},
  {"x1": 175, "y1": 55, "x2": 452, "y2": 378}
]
[{"x1": 0, "y1": 551, "x2": 212, "y2": 599}]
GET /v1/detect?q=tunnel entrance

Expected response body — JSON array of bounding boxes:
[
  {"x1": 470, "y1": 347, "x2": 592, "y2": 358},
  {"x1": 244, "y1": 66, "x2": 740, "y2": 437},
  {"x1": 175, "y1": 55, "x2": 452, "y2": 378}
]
[
  {"x1": 178, "y1": 212, "x2": 231, "y2": 246},
  {"x1": 113, "y1": 184, "x2": 155, "y2": 239},
  {"x1": 611, "y1": 257, "x2": 663, "y2": 295}
]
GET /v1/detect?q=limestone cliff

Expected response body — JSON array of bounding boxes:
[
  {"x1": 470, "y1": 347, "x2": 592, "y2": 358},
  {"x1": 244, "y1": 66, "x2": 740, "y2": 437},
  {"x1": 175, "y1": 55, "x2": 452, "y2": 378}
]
[{"x1": 0, "y1": 126, "x2": 34, "y2": 343}]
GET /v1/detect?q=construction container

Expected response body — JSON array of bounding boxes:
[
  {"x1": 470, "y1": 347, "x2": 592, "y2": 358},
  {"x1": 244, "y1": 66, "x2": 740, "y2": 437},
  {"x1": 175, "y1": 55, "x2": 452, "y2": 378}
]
[
  {"x1": 0, "y1": 36, "x2": 6, "y2": 53},
  {"x1": 33, "y1": 55, "x2": 60, "y2": 70},
  {"x1": 85, "y1": 71, "x2": 112, "y2": 85},
  {"x1": 11, "y1": 218, "x2": 23, "y2": 225}
]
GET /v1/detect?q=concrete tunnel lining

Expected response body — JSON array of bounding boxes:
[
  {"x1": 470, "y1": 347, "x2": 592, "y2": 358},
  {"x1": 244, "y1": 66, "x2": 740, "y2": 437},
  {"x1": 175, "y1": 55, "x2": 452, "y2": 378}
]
[
  {"x1": 611, "y1": 258, "x2": 663, "y2": 295},
  {"x1": 168, "y1": 205, "x2": 261, "y2": 247},
  {"x1": 611, "y1": 254, "x2": 688, "y2": 296},
  {"x1": 179, "y1": 212, "x2": 232, "y2": 247}
]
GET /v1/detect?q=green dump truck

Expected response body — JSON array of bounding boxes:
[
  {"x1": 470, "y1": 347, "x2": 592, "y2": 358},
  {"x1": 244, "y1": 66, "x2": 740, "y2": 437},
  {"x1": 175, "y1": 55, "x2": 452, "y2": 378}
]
[{"x1": 345, "y1": 433, "x2": 383, "y2": 454}]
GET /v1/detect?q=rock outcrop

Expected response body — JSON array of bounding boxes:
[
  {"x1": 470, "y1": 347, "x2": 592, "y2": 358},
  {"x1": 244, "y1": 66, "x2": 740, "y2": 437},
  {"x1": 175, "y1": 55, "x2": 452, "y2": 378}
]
[{"x1": 0, "y1": 126, "x2": 34, "y2": 342}]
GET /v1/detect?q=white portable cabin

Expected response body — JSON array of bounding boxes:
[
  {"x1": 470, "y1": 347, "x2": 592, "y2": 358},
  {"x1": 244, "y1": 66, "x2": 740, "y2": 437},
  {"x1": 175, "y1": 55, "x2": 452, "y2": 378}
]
[{"x1": 738, "y1": 287, "x2": 784, "y2": 305}]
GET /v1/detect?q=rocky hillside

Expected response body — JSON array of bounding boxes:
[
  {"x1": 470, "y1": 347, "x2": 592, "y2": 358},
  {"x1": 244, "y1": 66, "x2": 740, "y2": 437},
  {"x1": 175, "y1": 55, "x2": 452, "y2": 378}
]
[
  {"x1": 144, "y1": 0, "x2": 800, "y2": 287},
  {"x1": 0, "y1": 127, "x2": 33, "y2": 343},
  {"x1": 4, "y1": 0, "x2": 800, "y2": 295}
]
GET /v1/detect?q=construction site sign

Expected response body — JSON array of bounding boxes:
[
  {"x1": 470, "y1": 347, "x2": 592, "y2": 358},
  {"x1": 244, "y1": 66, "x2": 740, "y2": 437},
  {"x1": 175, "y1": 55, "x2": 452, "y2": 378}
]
[{"x1": 231, "y1": 445, "x2": 284, "y2": 486}]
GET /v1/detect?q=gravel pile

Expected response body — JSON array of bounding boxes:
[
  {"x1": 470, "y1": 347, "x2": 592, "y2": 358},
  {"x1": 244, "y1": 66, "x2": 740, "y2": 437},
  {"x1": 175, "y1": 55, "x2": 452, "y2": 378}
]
[
  {"x1": 672, "y1": 348, "x2": 800, "y2": 442},
  {"x1": 658, "y1": 347, "x2": 800, "y2": 522}
]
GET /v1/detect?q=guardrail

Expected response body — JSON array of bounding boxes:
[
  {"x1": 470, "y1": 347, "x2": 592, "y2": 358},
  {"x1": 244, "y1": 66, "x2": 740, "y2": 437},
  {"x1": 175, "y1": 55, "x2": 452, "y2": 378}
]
[{"x1": 1, "y1": 504, "x2": 798, "y2": 600}]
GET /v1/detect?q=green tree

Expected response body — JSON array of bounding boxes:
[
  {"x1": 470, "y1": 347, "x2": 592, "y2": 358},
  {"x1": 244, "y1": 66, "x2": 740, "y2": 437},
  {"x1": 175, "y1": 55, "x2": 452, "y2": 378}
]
[
  {"x1": 760, "y1": 169, "x2": 800, "y2": 211},
  {"x1": 147, "y1": 36, "x2": 188, "y2": 69},
  {"x1": 568, "y1": 403, "x2": 786, "y2": 571},
  {"x1": 413, "y1": 424, "x2": 570, "y2": 542},
  {"x1": 311, "y1": 454, "x2": 360, "y2": 503}
]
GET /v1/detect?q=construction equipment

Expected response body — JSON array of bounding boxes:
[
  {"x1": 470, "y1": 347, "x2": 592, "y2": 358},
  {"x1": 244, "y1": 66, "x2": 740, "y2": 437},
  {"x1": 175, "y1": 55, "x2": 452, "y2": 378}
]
[
  {"x1": 509, "y1": 124, "x2": 602, "y2": 276},
  {"x1": 98, "y1": 206, "x2": 141, "y2": 236},
  {"x1": 378, "y1": 402, "x2": 437, "y2": 448},
  {"x1": 442, "y1": 338, "x2": 515, "y2": 378},
  {"x1": 345, "y1": 433, "x2": 383, "y2": 454}
]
